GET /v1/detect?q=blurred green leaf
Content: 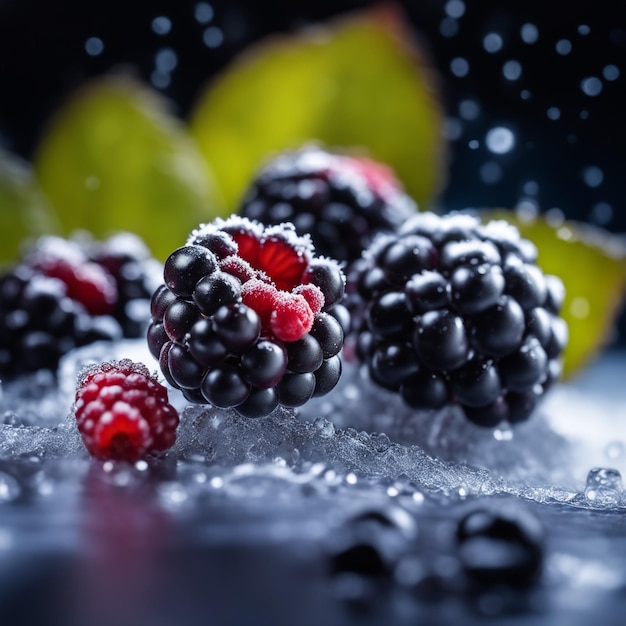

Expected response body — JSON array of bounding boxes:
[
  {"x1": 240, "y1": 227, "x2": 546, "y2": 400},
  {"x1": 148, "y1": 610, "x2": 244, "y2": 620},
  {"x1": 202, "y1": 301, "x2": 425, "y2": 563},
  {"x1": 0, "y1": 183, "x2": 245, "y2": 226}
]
[
  {"x1": 190, "y1": 5, "x2": 446, "y2": 211},
  {"x1": 34, "y1": 75, "x2": 224, "y2": 259},
  {"x1": 0, "y1": 149, "x2": 58, "y2": 266},
  {"x1": 485, "y1": 210, "x2": 626, "y2": 378}
]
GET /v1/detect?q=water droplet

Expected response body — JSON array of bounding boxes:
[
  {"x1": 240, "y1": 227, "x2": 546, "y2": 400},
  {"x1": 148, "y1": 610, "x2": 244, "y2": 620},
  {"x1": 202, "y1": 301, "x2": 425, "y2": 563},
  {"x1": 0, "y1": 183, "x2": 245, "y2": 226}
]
[
  {"x1": 547, "y1": 106, "x2": 561, "y2": 120},
  {"x1": 444, "y1": 117, "x2": 463, "y2": 141},
  {"x1": 480, "y1": 161, "x2": 502, "y2": 184},
  {"x1": 412, "y1": 491, "x2": 425, "y2": 505},
  {"x1": 523, "y1": 180, "x2": 539, "y2": 195},
  {"x1": 203, "y1": 26, "x2": 224, "y2": 48},
  {"x1": 151, "y1": 70, "x2": 171, "y2": 89},
  {"x1": 485, "y1": 126, "x2": 515, "y2": 154},
  {"x1": 345, "y1": 472, "x2": 358, "y2": 485},
  {"x1": 578, "y1": 24, "x2": 591, "y2": 36},
  {"x1": 520, "y1": 23, "x2": 539, "y2": 44},
  {"x1": 584, "y1": 468, "x2": 623, "y2": 508},
  {"x1": 194, "y1": 2, "x2": 214, "y2": 24},
  {"x1": 570, "y1": 296, "x2": 590, "y2": 319},
  {"x1": 451, "y1": 57, "x2": 470, "y2": 77},
  {"x1": 502, "y1": 60, "x2": 522, "y2": 80},
  {"x1": 439, "y1": 17, "x2": 459, "y2": 38},
  {"x1": 493, "y1": 426, "x2": 513, "y2": 441},
  {"x1": 210, "y1": 476, "x2": 224, "y2": 489},
  {"x1": 590, "y1": 202, "x2": 613, "y2": 225},
  {"x1": 605, "y1": 441, "x2": 625, "y2": 460},
  {"x1": 85, "y1": 37, "x2": 104, "y2": 56},
  {"x1": 556, "y1": 39, "x2": 572, "y2": 55},
  {"x1": 159, "y1": 482, "x2": 189, "y2": 506},
  {"x1": 445, "y1": 0, "x2": 465, "y2": 19},
  {"x1": 483, "y1": 32, "x2": 503, "y2": 53},
  {"x1": 0, "y1": 471, "x2": 21, "y2": 503},
  {"x1": 554, "y1": 227, "x2": 572, "y2": 244},
  {"x1": 135, "y1": 460, "x2": 148, "y2": 472},
  {"x1": 459, "y1": 99, "x2": 480, "y2": 120},
  {"x1": 582, "y1": 165, "x2": 603, "y2": 187},
  {"x1": 581, "y1": 77, "x2": 603, "y2": 96},
  {"x1": 520, "y1": 89, "x2": 532, "y2": 100},
  {"x1": 152, "y1": 16, "x2": 172, "y2": 35},
  {"x1": 155, "y1": 48, "x2": 177, "y2": 72},
  {"x1": 516, "y1": 199, "x2": 539, "y2": 221},
  {"x1": 468, "y1": 139, "x2": 480, "y2": 149},
  {"x1": 314, "y1": 417, "x2": 335, "y2": 439},
  {"x1": 603, "y1": 64, "x2": 620, "y2": 81},
  {"x1": 545, "y1": 208, "x2": 565, "y2": 227}
]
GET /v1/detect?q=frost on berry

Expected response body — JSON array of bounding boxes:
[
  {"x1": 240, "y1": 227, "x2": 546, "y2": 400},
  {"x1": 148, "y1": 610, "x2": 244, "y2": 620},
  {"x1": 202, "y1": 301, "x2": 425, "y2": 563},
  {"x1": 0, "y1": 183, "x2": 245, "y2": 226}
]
[
  {"x1": 74, "y1": 359, "x2": 179, "y2": 462},
  {"x1": 270, "y1": 293, "x2": 315, "y2": 342}
]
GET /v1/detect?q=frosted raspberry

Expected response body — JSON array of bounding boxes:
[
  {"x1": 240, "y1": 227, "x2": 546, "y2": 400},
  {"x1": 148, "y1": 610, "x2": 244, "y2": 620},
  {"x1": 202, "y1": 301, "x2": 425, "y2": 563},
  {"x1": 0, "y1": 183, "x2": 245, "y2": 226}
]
[
  {"x1": 270, "y1": 293, "x2": 315, "y2": 342},
  {"x1": 31, "y1": 240, "x2": 118, "y2": 316},
  {"x1": 74, "y1": 359, "x2": 179, "y2": 462}
]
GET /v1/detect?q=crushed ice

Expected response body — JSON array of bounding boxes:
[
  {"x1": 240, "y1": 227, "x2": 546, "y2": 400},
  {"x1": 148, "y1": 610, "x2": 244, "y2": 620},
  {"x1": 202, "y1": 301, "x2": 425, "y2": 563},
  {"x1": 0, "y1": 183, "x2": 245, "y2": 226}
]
[{"x1": 0, "y1": 338, "x2": 624, "y2": 512}]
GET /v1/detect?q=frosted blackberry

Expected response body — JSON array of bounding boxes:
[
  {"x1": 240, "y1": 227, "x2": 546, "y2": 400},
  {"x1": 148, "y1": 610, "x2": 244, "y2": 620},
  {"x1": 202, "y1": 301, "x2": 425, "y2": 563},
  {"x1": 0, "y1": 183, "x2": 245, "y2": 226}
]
[
  {"x1": 239, "y1": 145, "x2": 417, "y2": 265},
  {"x1": 149, "y1": 215, "x2": 348, "y2": 418},
  {"x1": 0, "y1": 233, "x2": 159, "y2": 378},
  {"x1": 349, "y1": 212, "x2": 568, "y2": 426}
]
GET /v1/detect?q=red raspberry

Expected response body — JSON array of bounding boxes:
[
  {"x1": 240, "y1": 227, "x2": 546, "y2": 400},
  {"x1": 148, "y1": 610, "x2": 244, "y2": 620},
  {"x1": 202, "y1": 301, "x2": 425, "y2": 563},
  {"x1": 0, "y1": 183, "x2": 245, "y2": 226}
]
[
  {"x1": 74, "y1": 359, "x2": 179, "y2": 462},
  {"x1": 30, "y1": 236, "x2": 118, "y2": 316}
]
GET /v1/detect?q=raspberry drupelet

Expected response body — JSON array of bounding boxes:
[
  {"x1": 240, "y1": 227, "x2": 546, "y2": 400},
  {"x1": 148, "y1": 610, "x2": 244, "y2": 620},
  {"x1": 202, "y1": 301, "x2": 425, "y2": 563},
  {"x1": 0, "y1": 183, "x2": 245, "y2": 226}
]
[
  {"x1": 348, "y1": 212, "x2": 568, "y2": 427},
  {"x1": 148, "y1": 216, "x2": 349, "y2": 418},
  {"x1": 74, "y1": 359, "x2": 180, "y2": 462}
]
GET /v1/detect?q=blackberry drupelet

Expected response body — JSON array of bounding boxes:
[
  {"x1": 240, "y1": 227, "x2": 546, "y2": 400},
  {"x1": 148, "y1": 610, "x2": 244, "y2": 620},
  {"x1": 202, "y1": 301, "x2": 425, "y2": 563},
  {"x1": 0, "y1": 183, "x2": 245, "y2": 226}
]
[
  {"x1": 0, "y1": 233, "x2": 159, "y2": 378},
  {"x1": 148, "y1": 215, "x2": 348, "y2": 418},
  {"x1": 238, "y1": 145, "x2": 417, "y2": 265},
  {"x1": 349, "y1": 212, "x2": 567, "y2": 426}
]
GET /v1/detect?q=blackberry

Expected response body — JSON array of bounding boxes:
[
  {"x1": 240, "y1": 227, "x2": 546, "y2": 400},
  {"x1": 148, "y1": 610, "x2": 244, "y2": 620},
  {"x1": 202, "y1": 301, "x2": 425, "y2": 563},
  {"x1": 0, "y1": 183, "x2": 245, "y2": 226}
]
[
  {"x1": 239, "y1": 145, "x2": 417, "y2": 265},
  {"x1": 148, "y1": 215, "x2": 348, "y2": 418},
  {"x1": 93, "y1": 232, "x2": 161, "y2": 337},
  {"x1": 349, "y1": 212, "x2": 567, "y2": 426},
  {"x1": 456, "y1": 505, "x2": 544, "y2": 587},
  {"x1": 0, "y1": 233, "x2": 159, "y2": 378}
]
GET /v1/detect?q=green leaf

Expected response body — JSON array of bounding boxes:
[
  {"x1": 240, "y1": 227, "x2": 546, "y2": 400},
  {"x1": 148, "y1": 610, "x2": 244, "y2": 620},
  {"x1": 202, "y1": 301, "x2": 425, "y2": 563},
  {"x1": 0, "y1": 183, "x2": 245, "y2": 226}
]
[
  {"x1": 34, "y1": 75, "x2": 224, "y2": 260},
  {"x1": 0, "y1": 149, "x2": 58, "y2": 266},
  {"x1": 484, "y1": 210, "x2": 626, "y2": 378},
  {"x1": 190, "y1": 5, "x2": 446, "y2": 211}
]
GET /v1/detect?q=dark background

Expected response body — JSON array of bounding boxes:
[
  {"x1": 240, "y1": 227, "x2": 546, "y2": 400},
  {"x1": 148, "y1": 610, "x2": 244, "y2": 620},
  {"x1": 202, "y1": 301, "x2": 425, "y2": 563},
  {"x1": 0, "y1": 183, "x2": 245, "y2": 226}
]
[{"x1": 0, "y1": 0, "x2": 625, "y2": 229}]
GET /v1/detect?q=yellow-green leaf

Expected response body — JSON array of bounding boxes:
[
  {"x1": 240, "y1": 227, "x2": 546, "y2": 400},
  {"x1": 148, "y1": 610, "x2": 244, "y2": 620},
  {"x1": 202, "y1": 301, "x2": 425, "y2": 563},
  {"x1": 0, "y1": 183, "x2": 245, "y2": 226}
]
[
  {"x1": 0, "y1": 149, "x2": 58, "y2": 266},
  {"x1": 190, "y1": 5, "x2": 446, "y2": 211},
  {"x1": 34, "y1": 75, "x2": 224, "y2": 259},
  {"x1": 484, "y1": 210, "x2": 626, "y2": 378}
]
